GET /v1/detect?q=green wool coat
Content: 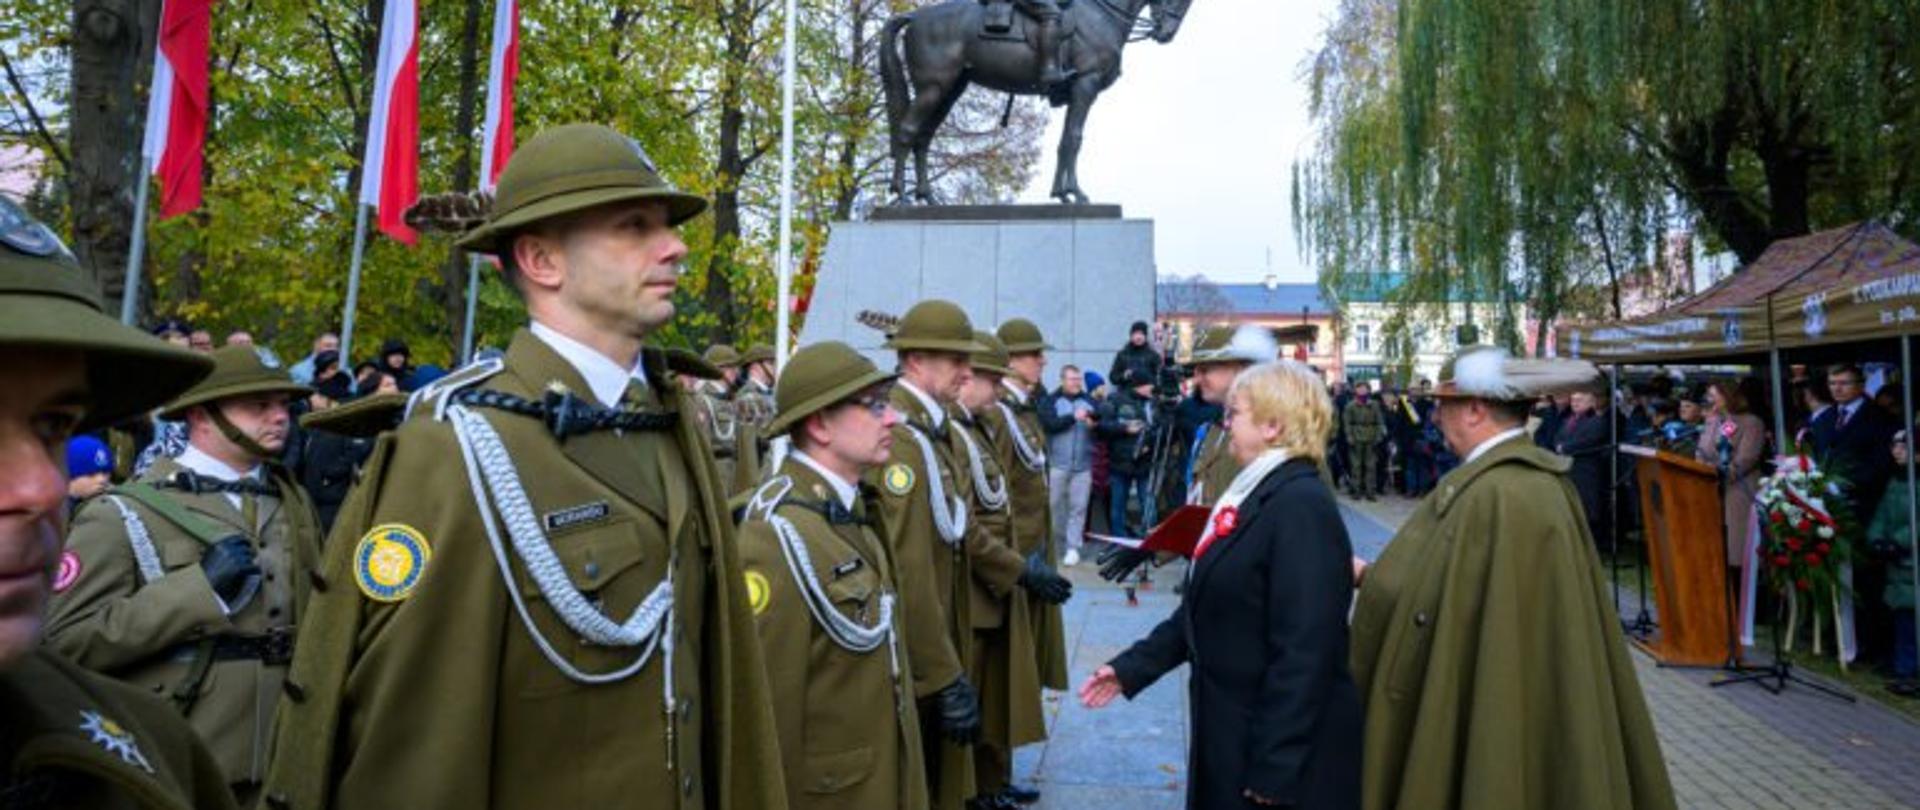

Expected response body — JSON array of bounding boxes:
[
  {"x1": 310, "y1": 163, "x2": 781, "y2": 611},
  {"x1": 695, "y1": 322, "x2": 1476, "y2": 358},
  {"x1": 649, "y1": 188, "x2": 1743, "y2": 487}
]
[
  {"x1": 1, "y1": 650, "x2": 237, "y2": 810},
  {"x1": 1866, "y1": 482, "x2": 1918, "y2": 611},
  {"x1": 957, "y1": 407, "x2": 1046, "y2": 752},
  {"x1": 1349, "y1": 436, "x2": 1677, "y2": 810},
  {"x1": 261, "y1": 330, "x2": 786, "y2": 810},
  {"x1": 986, "y1": 384, "x2": 1069, "y2": 690},
  {"x1": 738, "y1": 460, "x2": 929, "y2": 810}
]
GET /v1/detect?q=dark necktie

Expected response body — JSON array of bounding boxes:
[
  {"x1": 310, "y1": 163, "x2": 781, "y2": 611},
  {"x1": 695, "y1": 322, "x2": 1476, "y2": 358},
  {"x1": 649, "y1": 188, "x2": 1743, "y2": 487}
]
[{"x1": 1838, "y1": 405, "x2": 1852, "y2": 431}]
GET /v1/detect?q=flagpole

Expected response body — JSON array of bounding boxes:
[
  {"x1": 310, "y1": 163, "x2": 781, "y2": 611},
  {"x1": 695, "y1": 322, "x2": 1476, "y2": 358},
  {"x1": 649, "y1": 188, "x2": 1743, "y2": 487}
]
[
  {"x1": 462, "y1": 254, "x2": 482, "y2": 362},
  {"x1": 340, "y1": 203, "x2": 371, "y2": 389},
  {"x1": 773, "y1": 0, "x2": 797, "y2": 372},
  {"x1": 120, "y1": 157, "x2": 154, "y2": 324}
]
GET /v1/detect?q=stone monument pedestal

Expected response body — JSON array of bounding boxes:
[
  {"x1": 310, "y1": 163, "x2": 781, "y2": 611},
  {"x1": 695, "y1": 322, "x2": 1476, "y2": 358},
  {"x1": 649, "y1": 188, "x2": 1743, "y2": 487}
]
[{"x1": 798, "y1": 205, "x2": 1156, "y2": 387}]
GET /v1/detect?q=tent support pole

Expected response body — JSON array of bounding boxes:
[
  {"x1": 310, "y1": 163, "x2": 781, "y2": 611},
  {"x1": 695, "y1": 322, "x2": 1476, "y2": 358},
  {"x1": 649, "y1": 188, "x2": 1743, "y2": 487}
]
[
  {"x1": 1770, "y1": 348, "x2": 1790, "y2": 455},
  {"x1": 1904, "y1": 336, "x2": 1919, "y2": 690}
]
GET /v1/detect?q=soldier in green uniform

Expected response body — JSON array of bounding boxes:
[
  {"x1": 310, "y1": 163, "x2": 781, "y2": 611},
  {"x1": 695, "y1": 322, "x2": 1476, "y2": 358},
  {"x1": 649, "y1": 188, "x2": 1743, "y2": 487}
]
[
  {"x1": 737, "y1": 341, "x2": 929, "y2": 810},
  {"x1": 0, "y1": 195, "x2": 235, "y2": 810},
  {"x1": 262, "y1": 124, "x2": 786, "y2": 810},
  {"x1": 1342, "y1": 384, "x2": 1386, "y2": 500},
  {"x1": 955, "y1": 332, "x2": 1067, "y2": 809},
  {"x1": 1349, "y1": 346, "x2": 1675, "y2": 810},
  {"x1": 733, "y1": 345, "x2": 778, "y2": 431},
  {"x1": 48, "y1": 346, "x2": 322, "y2": 804},
  {"x1": 689, "y1": 344, "x2": 763, "y2": 496},
  {"x1": 991, "y1": 318, "x2": 1068, "y2": 709},
  {"x1": 865, "y1": 300, "x2": 1026, "y2": 810}
]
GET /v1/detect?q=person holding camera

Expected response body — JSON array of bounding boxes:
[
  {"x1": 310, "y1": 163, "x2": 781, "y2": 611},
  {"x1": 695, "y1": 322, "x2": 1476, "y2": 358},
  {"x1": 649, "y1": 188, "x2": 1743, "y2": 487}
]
[
  {"x1": 1098, "y1": 369, "x2": 1161, "y2": 537},
  {"x1": 47, "y1": 346, "x2": 324, "y2": 805}
]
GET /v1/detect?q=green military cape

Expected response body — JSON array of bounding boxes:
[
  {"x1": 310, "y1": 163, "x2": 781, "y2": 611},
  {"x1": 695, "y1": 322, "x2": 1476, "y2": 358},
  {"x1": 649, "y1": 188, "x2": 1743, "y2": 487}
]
[
  {"x1": 263, "y1": 330, "x2": 786, "y2": 810},
  {"x1": 1349, "y1": 437, "x2": 1677, "y2": 810},
  {"x1": 958, "y1": 407, "x2": 1046, "y2": 753},
  {"x1": 1, "y1": 650, "x2": 238, "y2": 810}
]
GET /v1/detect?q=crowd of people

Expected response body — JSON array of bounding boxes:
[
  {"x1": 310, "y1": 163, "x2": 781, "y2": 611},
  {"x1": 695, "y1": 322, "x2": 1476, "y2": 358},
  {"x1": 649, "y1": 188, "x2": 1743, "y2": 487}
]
[{"x1": 0, "y1": 116, "x2": 1757, "y2": 810}]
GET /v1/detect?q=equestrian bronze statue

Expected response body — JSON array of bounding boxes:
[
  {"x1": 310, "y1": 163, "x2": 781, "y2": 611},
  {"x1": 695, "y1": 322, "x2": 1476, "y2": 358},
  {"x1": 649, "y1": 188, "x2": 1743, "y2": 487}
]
[{"x1": 881, "y1": 0, "x2": 1192, "y2": 205}]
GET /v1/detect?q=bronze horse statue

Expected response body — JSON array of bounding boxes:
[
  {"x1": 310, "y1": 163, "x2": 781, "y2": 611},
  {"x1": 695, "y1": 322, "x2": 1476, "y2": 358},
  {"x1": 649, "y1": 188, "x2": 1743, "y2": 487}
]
[{"x1": 881, "y1": 0, "x2": 1191, "y2": 205}]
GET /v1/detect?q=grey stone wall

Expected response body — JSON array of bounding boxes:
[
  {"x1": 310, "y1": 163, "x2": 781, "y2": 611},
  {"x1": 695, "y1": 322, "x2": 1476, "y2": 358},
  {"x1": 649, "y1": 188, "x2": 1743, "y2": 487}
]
[{"x1": 798, "y1": 217, "x2": 1156, "y2": 389}]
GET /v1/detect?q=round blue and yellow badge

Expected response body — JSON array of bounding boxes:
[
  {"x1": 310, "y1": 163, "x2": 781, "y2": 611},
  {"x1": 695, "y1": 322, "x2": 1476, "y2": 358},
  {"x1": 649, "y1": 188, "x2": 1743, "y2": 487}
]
[
  {"x1": 883, "y1": 463, "x2": 915, "y2": 495},
  {"x1": 355, "y1": 524, "x2": 431, "y2": 603},
  {"x1": 744, "y1": 570, "x2": 771, "y2": 615}
]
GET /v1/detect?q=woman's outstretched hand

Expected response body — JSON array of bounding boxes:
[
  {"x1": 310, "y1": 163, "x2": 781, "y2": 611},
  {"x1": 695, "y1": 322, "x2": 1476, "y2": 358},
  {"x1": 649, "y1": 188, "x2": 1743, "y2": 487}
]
[{"x1": 1078, "y1": 664, "x2": 1123, "y2": 709}]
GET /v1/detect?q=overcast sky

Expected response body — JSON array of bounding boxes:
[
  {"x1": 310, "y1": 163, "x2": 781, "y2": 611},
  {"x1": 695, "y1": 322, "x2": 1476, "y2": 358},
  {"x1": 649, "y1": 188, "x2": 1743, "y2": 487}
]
[{"x1": 1015, "y1": 0, "x2": 1338, "y2": 285}]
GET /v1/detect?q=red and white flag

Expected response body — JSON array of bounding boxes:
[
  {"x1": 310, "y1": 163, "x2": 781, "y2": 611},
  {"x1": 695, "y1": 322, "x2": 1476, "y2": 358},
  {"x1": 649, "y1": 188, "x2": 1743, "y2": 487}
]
[
  {"x1": 140, "y1": 0, "x2": 213, "y2": 219},
  {"x1": 478, "y1": 0, "x2": 519, "y2": 192},
  {"x1": 360, "y1": 0, "x2": 420, "y2": 244}
]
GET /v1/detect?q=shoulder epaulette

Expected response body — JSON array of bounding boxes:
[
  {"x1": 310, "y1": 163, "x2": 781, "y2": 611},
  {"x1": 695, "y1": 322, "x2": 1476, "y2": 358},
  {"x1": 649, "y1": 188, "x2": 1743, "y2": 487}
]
[
  {"x1": 741, "y1": 475, "x2": 794, "y2": 524},
  {"x1": 405, "y1": 356, "x2": 506, "y2": 422}
]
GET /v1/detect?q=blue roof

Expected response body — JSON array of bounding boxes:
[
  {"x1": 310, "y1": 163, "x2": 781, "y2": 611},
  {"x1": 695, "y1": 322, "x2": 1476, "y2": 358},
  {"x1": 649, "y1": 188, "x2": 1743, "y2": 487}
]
[
  {"x1": 1331, "y1": 272, "x2": 1506, "y2": 303},
  {"x1": 1158, "y1": 281, "x2": 1332, "y2": 316}
]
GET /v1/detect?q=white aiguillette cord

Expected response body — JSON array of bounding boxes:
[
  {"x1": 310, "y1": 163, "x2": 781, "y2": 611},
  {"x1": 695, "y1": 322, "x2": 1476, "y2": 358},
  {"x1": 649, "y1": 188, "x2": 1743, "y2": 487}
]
[
  {"x1": 995, "y1": 401, "x2": 1048, "y2": 471},
  {"x1": 448, "y1": 403, "x2": 673, "y2": 686},
  {"x1": 954, "y1": 420, "x2": 1010, "y2": 511},
  {"x1": 903, "y1": 422, "x2": 970, "y2": 545}
]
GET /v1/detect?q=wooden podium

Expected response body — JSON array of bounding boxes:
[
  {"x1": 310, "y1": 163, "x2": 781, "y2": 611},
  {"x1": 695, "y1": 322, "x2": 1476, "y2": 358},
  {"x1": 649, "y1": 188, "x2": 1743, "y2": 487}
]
[{"x1": 1624, "y1": 445, "x2": 1735, "y2": 666}]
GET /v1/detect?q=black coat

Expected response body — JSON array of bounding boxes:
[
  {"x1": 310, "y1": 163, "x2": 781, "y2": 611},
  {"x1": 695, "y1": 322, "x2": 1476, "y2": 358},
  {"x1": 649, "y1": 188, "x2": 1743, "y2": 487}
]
[
  {"x1": 1809, "y1": 400, "x2": 1899, "y2": 518},
  {"x1": 1555, "y1": 409, "x2": 1616, "y2": 529},
  {"x1": 1108, "y1": 459, "x2": 1362, "y2": 809},
  {"x1": 1109, "y1": 343, "x2": 1163, "y2": 389}
]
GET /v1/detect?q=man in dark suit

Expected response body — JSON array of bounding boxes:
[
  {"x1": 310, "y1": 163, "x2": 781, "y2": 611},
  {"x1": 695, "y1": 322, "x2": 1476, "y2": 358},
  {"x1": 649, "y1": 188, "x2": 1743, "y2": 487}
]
[
  {"x1": 1556, "y1": 387, "x2": 1617, "y2": 554},
  {"x1": 1811, "y1": 364, "x2": 1901, "y2": 665}
]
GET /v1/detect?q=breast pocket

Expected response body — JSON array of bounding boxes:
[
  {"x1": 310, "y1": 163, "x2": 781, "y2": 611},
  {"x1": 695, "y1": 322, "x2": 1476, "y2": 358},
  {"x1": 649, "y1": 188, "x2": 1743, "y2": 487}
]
[
  {"x1": 801, "y1": 746, "x2": 874, "y2": 795},
  {"x1": 508, "y1": 515, "x2": 667, "y2": 697},
  {"x1": 822, "y1": 558, "x2": 880, "y2": 626}
]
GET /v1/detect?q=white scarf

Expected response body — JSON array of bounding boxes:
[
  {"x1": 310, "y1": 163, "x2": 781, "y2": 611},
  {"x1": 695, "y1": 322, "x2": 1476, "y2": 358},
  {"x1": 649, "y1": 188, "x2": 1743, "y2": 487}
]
[{"x1": 1197, "y1": 447, "x2": 1291, "y2": 557}]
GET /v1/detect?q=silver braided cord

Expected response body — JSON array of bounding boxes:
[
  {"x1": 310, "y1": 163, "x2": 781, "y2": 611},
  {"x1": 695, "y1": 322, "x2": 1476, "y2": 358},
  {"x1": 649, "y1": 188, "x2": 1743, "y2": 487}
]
[
  {"x1": 995, "y1": 401, "x2": 1048, "y2": 471},
  {"x1": 903, "y1": 425, "x2": 969, "y2": 545},
  {"x1": 954, "y1": 422, "x2": 1009, "y2": 511},
  {"x1": 448, "y1": 404, "x2": 671, "y2": 685},
  {"x1": 106, "y1": 496, "x2": 165, "y2": 584},
  {"x1": 768, "y1": 515, "x2": 896, "y2": 661},
  {"x1": 698, "y1": 394, "x2": 737, "y2": 442}
]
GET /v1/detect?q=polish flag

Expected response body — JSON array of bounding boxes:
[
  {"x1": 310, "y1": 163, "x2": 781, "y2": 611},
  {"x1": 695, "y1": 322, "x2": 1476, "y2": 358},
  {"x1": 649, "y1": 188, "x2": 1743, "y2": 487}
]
[
  {"x1": 360, "y1": 0, "x2": 420, "y2": 244},
  {"x1": 140, "y1": 0, "x2": 213, "y2": 219},
  {"x1": 478, "y1": 0, "x2": 518, "y2": 192}
]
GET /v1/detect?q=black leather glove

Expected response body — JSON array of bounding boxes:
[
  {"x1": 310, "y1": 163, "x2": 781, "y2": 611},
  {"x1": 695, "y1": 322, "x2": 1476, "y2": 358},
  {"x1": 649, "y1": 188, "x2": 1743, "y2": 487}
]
[
  {"x1": 1018, "y1": 553, "x2": 1073, "y2": 605},
  {"x1": 200, "y1": 536, "x2": 262, "y2": 607},
  {"x1": 1097, "y1": 544, "x2": 1155, "y2": 583},
  {"x1": 936, "y1": 677, "x2": 982, "y2": 745}
]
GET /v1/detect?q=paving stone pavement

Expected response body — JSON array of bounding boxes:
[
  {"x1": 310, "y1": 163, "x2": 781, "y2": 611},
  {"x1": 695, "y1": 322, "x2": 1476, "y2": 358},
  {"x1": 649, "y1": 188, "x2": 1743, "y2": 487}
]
[{"x1": 1012, "y1": 496, "x2": 1920, "y2": 810}]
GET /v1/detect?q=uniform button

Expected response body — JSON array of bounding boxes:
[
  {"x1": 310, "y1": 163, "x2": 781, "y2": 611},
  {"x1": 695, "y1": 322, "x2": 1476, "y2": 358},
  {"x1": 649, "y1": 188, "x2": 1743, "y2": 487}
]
[
  {"x1": 683, "y1": 775, "x2": 695, "y2": 796},
  {"x1": 1414, "y1": 611, "x2": 1429, "y2": 627},
  {"x1": 309, "y1": 571, "x2": 328, "y2": 592},
  {"x1": 269, "y1": 608, "x2": 282, "y2": 619},
  {"x1": 584, "y1": 562, "x2": 600, "y2": 581},
  {"x1": 265, "y1": 792, "x2": 291, "y2": 810},
  {"x1": 677, "y1": 700, "x2": 692, "y2": 720}
]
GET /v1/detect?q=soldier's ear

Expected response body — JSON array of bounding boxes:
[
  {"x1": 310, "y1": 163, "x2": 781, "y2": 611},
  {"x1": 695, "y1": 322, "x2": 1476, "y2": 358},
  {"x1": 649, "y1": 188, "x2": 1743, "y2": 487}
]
[{"x1": 510, "y1": 232, "x2": 566, "y2": 294}]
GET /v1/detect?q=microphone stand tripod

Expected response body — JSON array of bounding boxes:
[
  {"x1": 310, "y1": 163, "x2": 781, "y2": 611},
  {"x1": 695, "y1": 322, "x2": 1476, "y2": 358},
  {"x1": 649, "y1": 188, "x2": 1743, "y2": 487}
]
[{"x1": 1709, "y1": 431, "x2": 1854, "y2": 702}]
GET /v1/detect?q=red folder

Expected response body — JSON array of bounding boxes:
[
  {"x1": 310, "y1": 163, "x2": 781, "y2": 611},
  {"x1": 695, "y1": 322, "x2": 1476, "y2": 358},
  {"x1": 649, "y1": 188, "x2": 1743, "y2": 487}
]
[{"x1": 1088, "y1": 504, "x2": 1211, "y2": 558}]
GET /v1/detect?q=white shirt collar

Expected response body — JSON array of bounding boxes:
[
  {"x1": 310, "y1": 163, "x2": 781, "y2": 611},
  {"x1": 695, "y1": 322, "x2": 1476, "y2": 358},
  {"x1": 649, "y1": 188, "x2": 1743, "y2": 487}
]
[
  {"x1": 1810, "y1": 404, "x2": 1832, "y2": 422},
  {"x1": 792, "y1": 451, "x2": 858, "y2": 510},
  {"x1": 176, "y1": 445, "x2": 260, "y2": 482},
  {"x1": 530, "y1": 321, "x2": 647, "y2": 408},
  {"x1": 1465, "y1": 427, "x2": 1528, "y2": 465},
  {"x1": 898, "y1": 379, "x2": 946, "y2": 429},
  {"x1": 1001, "y1": 378, "x2": 1030, "y2": 405}
]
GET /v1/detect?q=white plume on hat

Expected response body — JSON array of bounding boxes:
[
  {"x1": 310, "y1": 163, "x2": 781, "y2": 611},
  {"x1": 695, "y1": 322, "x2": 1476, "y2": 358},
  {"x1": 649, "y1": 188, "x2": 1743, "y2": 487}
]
[
  {"x1": 1192, "y1": 324, "x2": 1281, "y2": 365},
  {"x1": 1444, "y1": 345, "x2": 1600, "y2": 400}
]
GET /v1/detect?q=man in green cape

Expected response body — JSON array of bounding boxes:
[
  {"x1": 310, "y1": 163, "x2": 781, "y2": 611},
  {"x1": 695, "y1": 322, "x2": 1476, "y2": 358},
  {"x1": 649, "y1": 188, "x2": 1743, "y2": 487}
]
[{"x1": 1349, "y1": 346, "x2": 1676, "y2": 810}]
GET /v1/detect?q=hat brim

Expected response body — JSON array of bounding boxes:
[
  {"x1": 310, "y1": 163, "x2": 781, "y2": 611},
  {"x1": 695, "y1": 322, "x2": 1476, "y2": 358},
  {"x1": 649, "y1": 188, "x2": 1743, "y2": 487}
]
[
  {"x1": 1003, "y1": 341, "x2": 1053, "y2": 354},
  {"x1": 885, "y1": 337, "x2": 988, "y2": 355},
  {"x1": 0, "y1": 294, "x2": 214, "y2": 430},
  {"x1": 1188, "y1": 351, "x2": 1257, "y2": 368},
  {"x1": 160, "y1": 380, "x2": 315, "y2": 422},
  {"x1": 765, "y1": 368, "x2": 898, "y2": 437},
  {"x1": 970, "y1": 361, "x2": 1014, "y2": 378},
  {"x1": 456, "y1": 186, "x2": 711, "y2": 255}
]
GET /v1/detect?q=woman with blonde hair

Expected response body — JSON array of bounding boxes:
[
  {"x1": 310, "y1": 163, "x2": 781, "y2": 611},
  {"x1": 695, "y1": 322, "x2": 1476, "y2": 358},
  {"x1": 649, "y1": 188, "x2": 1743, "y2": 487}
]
[
  {"x1": 1694, "y1": 379, "x2": 1767, "y2": 568},
  {"x1": 1079, "y1": 361, "x2": 1362, "y2": 809}
]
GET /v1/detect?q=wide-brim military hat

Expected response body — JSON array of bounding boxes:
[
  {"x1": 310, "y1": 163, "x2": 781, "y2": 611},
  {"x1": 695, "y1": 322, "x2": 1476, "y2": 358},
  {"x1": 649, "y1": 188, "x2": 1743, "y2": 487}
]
[
  {"x1": 0, "y1": 197, "x2": 213, "y2": 430},
  {"x1": 704, "y1": 344, "x2": 742, "y2": 368},
  {"x1": 969, "y1": 331, "x2": 1014, "y2": 378},
  {"x1": 1432, "y1": 345, "x2": 1600, "y2": 401},
  {"x1": 160, "y1": 345, "x2": 312, "y2": 421},
  {"x1": 738, "y1": 345, "x2": 776, "y2": 366},
  {"x1": 1190, "y1": 324, "x2": 1280, "y2": 367},
  {"x1": 456, "y1": 123, "x2": 709, "y2": 255},
  {"x1": 766, "y1": 341, "x2": 896, "y2": 437},
  {"x1": 996, "y1": 318, "x2": 1052, "y2": 353},
  {"x1": 884, "y1": 300, "x2": 986, "y2": 354}
]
